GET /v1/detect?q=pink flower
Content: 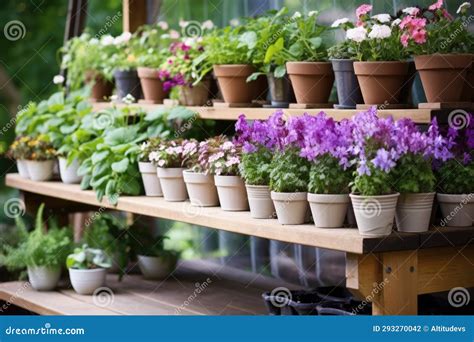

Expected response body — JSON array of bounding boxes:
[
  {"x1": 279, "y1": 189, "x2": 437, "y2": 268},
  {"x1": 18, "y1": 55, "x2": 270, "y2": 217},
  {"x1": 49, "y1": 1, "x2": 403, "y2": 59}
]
[
  {"x1": 412, "y1": 29, "x2": 427, "y2": 44},
  {"x1": 428, "y1": 0, "x2": 443, "y2": 11},
  {"x1": 356, "y1": 4, "x2": 373, "y2": 18},
  {"x1": 441, "y1": 9, "x2": 453, "y2": 20},
  {"x1": 400, "y1": 33, "x2": 409, "y2": 47}
]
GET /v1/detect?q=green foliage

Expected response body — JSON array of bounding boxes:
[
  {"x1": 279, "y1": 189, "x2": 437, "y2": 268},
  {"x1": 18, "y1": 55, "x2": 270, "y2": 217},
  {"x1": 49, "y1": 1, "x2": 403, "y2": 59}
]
[
  {"x1": 135, "y1": 235, "x2": 179, "y2": 261},
  {"x1": 327, "y1": 40, "x2": 357, "y2": 60},
  {"x1": 66, "y1": 244, "x2": 111, "y2": 270},
  {"x1": 308, "y1": 155, "x2": 352, "y2": 194},
  {"x1": 351, "y1": 165, "x2": 394, "y2": 196},
  {"x1": 239, "y1": 147, "x2": 273, "y2": 185},
  {"x1": 269, "y1": 147, "x2": 310, "y2": 192},
  {"x1": 393, "y1": 154, "x2": 435, "y2": 193},
  {"x1": 436, "y1": 159, "x2": 474, "y2": 194}
]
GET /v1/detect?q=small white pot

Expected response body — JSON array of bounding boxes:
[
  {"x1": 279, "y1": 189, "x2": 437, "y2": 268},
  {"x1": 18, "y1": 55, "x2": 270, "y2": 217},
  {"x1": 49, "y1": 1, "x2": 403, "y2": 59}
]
[
  {"x1": 308, "y1": 193, "x2": 350, "y2": 228},
  {"x1": 137, "y1": 255, "x2": 177, "y2": 280},
  {"x1": 157, "y1": 167, "x2": 187, "y2": 202},
  {"x1": 25, "y1": 160, "x2": 55, "y2": 181},
  {"x1": 17, "y1": 160, "x2": 30, "y2": 179},
  {"x1": 139, "y1": 162, "x2": 163, "y2": 197},
  {"x1": 437, "y1": 193, "x2": 474, "y2": 227},
  {"x1": 350, "y1": 193, "x2": 399, "y2": 237},
  {"x1": 246, "y1": 184, "x2": 275, "y2": 219},
  {"x1": 214, "y1": 175, "x2": 249, "y2": 211},
  {"x1": 395, "y1": 192, "x2": 435, "y2": 233},
  {"x1": 183, "y1": 170, "x2": 219, "y2": 206},
  {"x1": 271, "y1": 191, "x2": 308, "y2": 225},
  {"x1": 27, "y1": 266, "x2": 61, "y2": 291},
  {"x1": 59, "y1": 158, "x2": 82, "y2": 184},
  {"x1": 68, "y1": 268, "x2": 107, "y2": 295}
]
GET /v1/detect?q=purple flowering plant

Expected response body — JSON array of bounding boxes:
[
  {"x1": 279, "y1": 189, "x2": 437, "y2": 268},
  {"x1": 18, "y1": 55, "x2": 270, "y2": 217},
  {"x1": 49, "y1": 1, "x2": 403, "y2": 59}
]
[
  {"x1": 208, "y1": 137, "x2": 242, "y2": 176},
  {"x1": 149, "y1": 139, "x2": 193, "y2": 168}
]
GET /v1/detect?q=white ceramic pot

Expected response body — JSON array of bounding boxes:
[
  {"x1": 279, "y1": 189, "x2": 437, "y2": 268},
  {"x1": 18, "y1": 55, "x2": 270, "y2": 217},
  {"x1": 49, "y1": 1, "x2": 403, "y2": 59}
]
[
  {"x1": 68, "y1": 268, "x2": 107, "y2": 295},
  {"x1": 27, "y1": 266, "x2": 61, "y2": 291},
  {"x1": 214, "y1": 175, "x2": 249, "y2": 211},
  {"x1": 395, "y1": 192, "x2": 435, "y2": 232},
  {"x1": 183, "y1": 170, "x2": 219, "y2": 207},
  {"x1": 271, "y1": 191, "x2": 308, "y2": 225},
  {"x1": 59, "y1": 158, "x2": 82, "y2": 184},
  {"x1": 157, "y1": 167, "x2": 187, "y2": 201},
  {"x1": 350, "y1": 193, "x2": 399, "y2": 237},
  {"x1": 437, "y1": 193, "x2": 474, "y2": 227},
  {"x1": 307, "y1": 193, "x2": 350, "y2": 228},
  {"x1": 25, "y1": 160, "x2": 55, "y2": 181},
  {"x1": 139, "y1": 162, "x2": 163, "y2": 197},
  {"x1": 137, "y1": 255, "x2": 177, "y2": 280},
  {"x1": 17, "y1": 160, "x2": 30, "y2": 179},
  {"x1": 246, "y1": 184, "x2": 275, "y2": 219}
]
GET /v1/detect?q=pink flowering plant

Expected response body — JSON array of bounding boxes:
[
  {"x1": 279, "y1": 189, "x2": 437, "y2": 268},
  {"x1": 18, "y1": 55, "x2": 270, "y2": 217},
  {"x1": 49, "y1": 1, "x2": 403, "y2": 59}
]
[
  {"x1": 149, "y1": 139, "x2": 191, "y2": 168},
  {"x1": 182, "y1": 135, "x2": 227, "y2": 174},
  {"x1": 138, "y1": 138, "x2": 162, "y2": 162},
  {"x1": 208, "y1": 138, "x2": 242, "y2": 176}
]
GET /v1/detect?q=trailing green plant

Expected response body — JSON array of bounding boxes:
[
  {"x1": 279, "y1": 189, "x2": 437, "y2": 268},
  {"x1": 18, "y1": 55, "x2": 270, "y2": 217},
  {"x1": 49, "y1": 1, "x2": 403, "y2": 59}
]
[
  {"x1": 392, "y1": 153, "x2": 435, "y2": 193},
  {"x1": 66, "y1": 244, "x2": 111, "y2": 269},
  {"x1": 436, "y1": 159, "x2": 474, "y2": 194},
  {"x1": 269, "y1": 147, "x2": 310, "y2": 192},
  {"x1": 308, "y1": 155, "x2": 352, "y2": 194},
  {"x1": 240, "y1": 147, "x2": 273, "y2": 185}
]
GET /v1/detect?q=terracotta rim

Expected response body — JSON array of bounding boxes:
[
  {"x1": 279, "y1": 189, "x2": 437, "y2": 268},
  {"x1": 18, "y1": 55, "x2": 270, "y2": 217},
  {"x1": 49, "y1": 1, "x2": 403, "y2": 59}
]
[
  {"x1": 414, "y1": 54, "x2": 472, "y2": 70},
  {"x1": 286, "y1": 61, "x2": 333, "y2": 75},
  {"x1": 354, "y1": 61, "x2": 409, "y2": 76}
]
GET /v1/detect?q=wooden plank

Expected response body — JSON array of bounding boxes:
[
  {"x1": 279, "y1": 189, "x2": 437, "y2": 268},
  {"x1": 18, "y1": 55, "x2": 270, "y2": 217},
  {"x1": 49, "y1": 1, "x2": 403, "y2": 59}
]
[
  {"x1": 419, "y1": 226, "x2": 474, "y2": 249},
  {"x1": 345, "y1": 253, "x2": 382, "y2": 300},
  {"x1": 123, "y1": 0, "x2": 147, "y2": 33},
  {"x1": 5, "y1": 174, "x2": 425, "y2": 254}
]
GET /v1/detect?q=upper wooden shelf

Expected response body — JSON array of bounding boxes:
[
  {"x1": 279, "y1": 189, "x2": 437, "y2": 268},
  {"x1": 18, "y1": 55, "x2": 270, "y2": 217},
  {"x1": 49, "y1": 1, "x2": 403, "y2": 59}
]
[
  {"x1": 91, "y1": 102, "x2": 434, "y2": 123},
  {"x1": 6, "y1": 174, "x2": 474, "y2": 255}
]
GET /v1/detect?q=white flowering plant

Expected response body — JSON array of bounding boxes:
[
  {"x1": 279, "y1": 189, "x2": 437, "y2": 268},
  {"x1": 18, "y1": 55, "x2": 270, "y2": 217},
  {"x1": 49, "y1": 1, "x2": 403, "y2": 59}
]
[
  {"x1": 133, "y1": 23, "x2": 177, "y2": 69},
  {"x1": 208, "y1": 138, "x2": 242, "y2": 176},
  {"x1": 149, "y1": 139, "x2": 190, "y2": 168}
]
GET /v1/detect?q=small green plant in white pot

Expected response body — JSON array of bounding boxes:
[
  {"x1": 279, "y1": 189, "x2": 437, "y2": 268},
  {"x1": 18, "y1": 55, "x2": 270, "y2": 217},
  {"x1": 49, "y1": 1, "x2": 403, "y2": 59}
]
[
  {"x1": 137, "y1": 236, "x2": 179, "y2": 280},
  {"x1": 8, "y1": 135, "x2": 33, "y2": 179},
  {"x1": 20, "y1": 135, "x2": 56, "y2": 182},
  {"x1": 138, "y1": 138, "x2": 164, "y2": 197},
  {"x1": 67, "y1": 244, "x2": 111, "y2": 295}
]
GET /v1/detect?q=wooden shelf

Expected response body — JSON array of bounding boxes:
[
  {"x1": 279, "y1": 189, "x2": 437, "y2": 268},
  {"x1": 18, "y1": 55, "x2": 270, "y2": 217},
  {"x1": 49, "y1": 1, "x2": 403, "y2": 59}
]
[
  {"x1": 6, "y1": 174, "x2": 474, "y2": 255},
  {"x1": 91, "y1": 102, "x2": 434, "y2": 123}
]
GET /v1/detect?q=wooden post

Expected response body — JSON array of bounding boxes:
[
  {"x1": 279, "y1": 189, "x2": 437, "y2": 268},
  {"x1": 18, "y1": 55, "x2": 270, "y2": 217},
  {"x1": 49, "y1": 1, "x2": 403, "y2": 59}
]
[{"x1": 123, "y1": 0, "x2": 147, "y2": 33}]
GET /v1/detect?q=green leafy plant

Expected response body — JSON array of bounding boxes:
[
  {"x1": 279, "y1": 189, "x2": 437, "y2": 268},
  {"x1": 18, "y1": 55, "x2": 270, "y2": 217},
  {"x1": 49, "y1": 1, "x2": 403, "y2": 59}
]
[
  {"x1": 269, "y1": 147, "x2": 310, "y2": 192},
  {"x1": 136, "y1": 235, "x2": 179, "y2": 261},
  {"x1": 66, "y1": 244, "x2": 111, "y2": 269},
  {"x1": 240, "y1": 147, "x2": 273, "y2": 185},
  {"x1": 327, "y1": 40, "x2": 357, "y2": 60},
  {"x1": 308, "y1": 155, "x2": 352, "y2": 194},
  {"x1": 392, "y1": 153, "x2": 435, "y2": 193},
  {"x1": 108, "y1": 32, "x2": 140, "y2": 71},
  {"x1": 436, "y1": 159, "x2": 474, "y2": 194},
  {"x1": 351, "y1": 165, "x2": 394, "y2": 196},
  {"x1": 134, "y1": 24, "x2": 175, "y2": 68}
]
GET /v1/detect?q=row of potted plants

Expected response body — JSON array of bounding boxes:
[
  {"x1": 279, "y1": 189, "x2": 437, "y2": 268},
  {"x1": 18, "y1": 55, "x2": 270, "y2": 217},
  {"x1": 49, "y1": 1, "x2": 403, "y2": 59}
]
[{"x1": 60, "y1": 2, "x2": 473, "y2": 109}]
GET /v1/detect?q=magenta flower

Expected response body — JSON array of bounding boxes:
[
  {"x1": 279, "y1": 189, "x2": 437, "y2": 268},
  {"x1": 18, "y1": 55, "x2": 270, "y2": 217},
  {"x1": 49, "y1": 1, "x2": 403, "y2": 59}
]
[{"x1": 428, "y1": 0, "x2": 443, "y2": 11}]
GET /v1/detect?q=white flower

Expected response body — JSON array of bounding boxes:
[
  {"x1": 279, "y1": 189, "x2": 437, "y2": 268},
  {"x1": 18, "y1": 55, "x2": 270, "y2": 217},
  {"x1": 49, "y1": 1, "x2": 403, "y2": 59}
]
[
  {"x1": 184, "y1": 37, "x2": 196, "y2": 46},
  {"x1": 101, "y1": 35, "x2": 114, "y2": 46},
  {"x1": 292, "y1": 11, "x2": 302, "y2": 19},
  {"x1": 110, "y1": 94, "x2": 118, "y2": 101},
  {"x1": 53, "y1": 75, "x2": 64, "y2": 84},
  {"x1": 391, "y1": 18, "x2": 401, "y2": 27},
  {"x1": 331, "y1": 18, "x2": 349, "y2": 28},
  {"x1": 157, "y1": 21, "x2": 169, "y2": 30},
  {"x1": 346, "y1": 26, "x2": 367, "y2": 42},
  {"x1": 114, "y1": 31, "x2": 132, "y2": 45},
  {"x1": 89, "y1": 37, "x2": 99, "y2": 45},
  {"x1": 169, "y1": 30, "x2": 180, "y2": 39},
  {"x1": 202, "y1": 20, "x2": 214, "y2": 30},
  {"x1": 308, "y1": 10, "x2": 318, "y2": 17},
  {"x1": 368, "y1": 24, "x2": 392, "y2": 39},
  {"x1": 371, "y1": 13, "x2": 391, "y2": 23},
  {"x1": 457, "y1": 2, "x2": 471, "y2": 14},
  {"x1": 402, "y1": 7, "x2": 419, "y2": 16},
  {"x1": 157, "y1": 160, "x2": 165, "y2": 167},
  {"x1": 229, "y1": 19, "x2": 240, "y2": 27},
  {"x1": 222, "y1": 141, "x2": 234, "y2": 150},
  {"x1": 122, "y1": 93, "x2": 136, "y2": 104},
  {"x1": 179, "y1": 19, "x2": 188, "y2": 28}
]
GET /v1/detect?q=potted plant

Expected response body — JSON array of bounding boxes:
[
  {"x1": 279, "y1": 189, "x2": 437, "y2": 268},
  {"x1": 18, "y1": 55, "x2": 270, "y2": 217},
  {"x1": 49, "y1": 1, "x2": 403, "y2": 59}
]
[
  {"x1": 208, "y1": 138, "x2": 249, "y2": 211},
  {"x1": 150, "y1": 139, "x2": 189, "y2": 202},
  {"x1": 234, "y1": 114, "x2": 276, "y2": 218},
  {"x1": 138, "y1": 138, "x2": 163, "y2": 197},
  {"x1": 22, "y1": 135, "x2": 57, "y2": 182},
  {"x1": 0, "y1": 204, "x2": 71, "y2": 291},
  {"x1": 67, "y1": 244, "x2": 111, "y2": 295},
  {"x1": 182, "y1": 137, "x2": 221, "y2": 207},
  {"x1": 301, "y1": 113, "x2": 353, "y2": 228},
  {"x1": 399, "y1": 1, "x2": 473, "y2": 104},
  {"x1": 350, "y1": 108, "x2": 400, "y2": 237},
  {"x1": 56, "y1": 129, "x2": 87, "y2": 184},
  {"x1": 136, "y1": 236, "x2": 179, "y2": 280},
  {"x1": 8, "y1": 136, "x2": 32, "y2": 179}
]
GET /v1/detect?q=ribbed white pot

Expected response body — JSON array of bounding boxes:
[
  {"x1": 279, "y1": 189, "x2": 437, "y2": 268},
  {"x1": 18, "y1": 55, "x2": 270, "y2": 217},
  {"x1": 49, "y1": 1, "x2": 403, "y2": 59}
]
[
  {"x1": 27, "y1": 266, "x2": 61, "y2": 291},
  {"x1": 246, "y1": 184, "x2": 275, "y2": 219},
  {"x1": 25, "y1": 160, "x2": 55, "y2": 181},
  {"x1": 307, "y1": 193, "x2": 350, "y2": 228},
  {"x1": 59, "y1": 158, "x2": 82, "y2": 184},
  {"x1": 17, "y1": 160, "x2": 30, "y2": 179},
  {"x1": 137, "y1": 255, "x2": 177, "y2": 280},
  {"x1": 395, "y1": 192, "x2": 435, "y2": 232},
  {"x1": 68, "y1": 268, "x2": 107, "y2": 295},
  {"x1": 139, "y1": 162, "x2": 163, "y2": 197},
  {"x1": 437, "y1": 193, "x2": 474, "y2": 227},
  {"x1": 214, "y1": 175, "x2": 249, "y2": 211},
  {"x1": 183, "y1": 170, "x2": 219, "y2": 207},
  {"x1": 271, "y1": 191, "x2": 308, "y2": 225},
  {"x1": 350, "y1": 193, "x2": 399, "y2": 237},
  {"x1": 157, "y1": 167, "x2": 187, "y2": 202}
]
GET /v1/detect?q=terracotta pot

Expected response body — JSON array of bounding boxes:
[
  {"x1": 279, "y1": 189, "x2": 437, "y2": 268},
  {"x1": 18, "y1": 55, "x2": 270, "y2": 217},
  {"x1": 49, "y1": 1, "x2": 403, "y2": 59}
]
[
  {"x1": 183, "y1": 170, "x2": 219, "y2": 207},
  {"x1": 59, "y1": 158, "x2": 82, "y2": 184},
  {"x1": 286, "y1": 62, "x2": 334, "y2": 104},
  {"x1": 307, "y1": 193, "x2": 350, "y2": 228},
  {"x1": 246, "y1": 184, "x2": 275, "y2": 219},
  {"x1": 137, "y1": 67, "x2": 167, "y2": 103},
  {"x1": 137, "y1": 255, "x2": 177, "y2": 280},
  {"x1": 414, "y1": 54, "x2": 472, "y2": 103},
  {"x1": 354, "y1": 61, "x2": 409, "y2": 105},
  {"x1": 25, "y1": 160, "x2": 55, "y2": 181},
  {"x1": 157, "y1": 167, "x2": 187, "y2": 202},
  {"x1": 68, "y1": 268, "x2": 107, "y2": 295},
  {"x1": 213, "y1": 65, "x2": 257, "y2": 104},
  {"x1": 179, "y1": 80, "x2": 211, "y2": 106},
  {"x1": 214, "y1": 175, "x2": 249, "y2": 211},
  {"x1": 461, "y1": 54, "x2": 474, "y2": 102},
  {"x1": 85, "y1": 71, "x2": 114, "y2": 102},
  {"x1": 437, "y1": 193, "x2": 474, "y2": 227},
  {"x1": 395, "y1": 192, "x2": 435, "y2": 233},
  {"x1": 139, "y1": 162, "x2": 163, "y2": 197},
  {"x1": 27, "y1": 266, "x2": 61, "y2": 291},
  {"x1": 330, "y1": 59, "x2": 363, "y2": 109},
  {"x1": 271, "y1": 191, "x2": 308, "y2": 225},
  {"x1": 114, "y1": 69, "x2": 142, "y2": 100},
  {"x1": 350, "y1": 193, "x2": 399, "y2": 237},
  {"x1": 16, "y1": 160, "x2": 30, "y2": 179}
]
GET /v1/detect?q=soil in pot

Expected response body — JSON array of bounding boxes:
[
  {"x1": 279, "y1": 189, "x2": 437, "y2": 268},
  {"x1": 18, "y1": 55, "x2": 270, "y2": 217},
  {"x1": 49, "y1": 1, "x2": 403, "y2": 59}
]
[
  {"x1": 68, "y1": 268, "x2": 107, "y2": 295},
  {"x1": 246, "y1": 185, "x2": 275, "y2": 219},
  {"x1": 137, "y1": 67, "x2": 168, "y2": 103},
  {"x1": 183, "y1": 171, "x2": 219, "y2": 207},
  {"x1": 16, "y1": 160, "x2": 30, "y2": 179},
  {"x1": 395, "y1": 192, "x2": 435, "y2": 233},
  {"x1": 59, "y1": 158, "x2": 82, "y2": 184},
  {"x1": 437, "y1": 193, "x2": 474, "y2": 227},
  {"x1": 157, "y1": 167, "x2": 188, "y2": 202},
  {"x1": 330, "y1": 59, "x2": 363, "y2": 109},
  {"x1": 414, "y1": 54, "x2": 472, "y2": 103},
  {"x1": 213, "y1": 65, "x2": 257, "y2": 104},
  {"x1": 266, "y1": 74, "x2": 295, "y2": 107},
  {"x1": 27, "y1": 266, "x2": 61, "y2": 291},
  {"x1": 286, "y1": 62, "x2": 334, "y2": 104},
  {"x1": 354, "y1": 61, "x2": 409, "y2": 105},
  {"x1": 139, "y1": 162, "x2": 163, "y2": 197},
  {"x1": 179, "y1": 80, "x2": 211, "y2": 106},
  {"x1": 25, "y1": 160, "x2": 55, "y2": 181},
  {"x1": 114, "y1": 69, "x2": 142, "y2": 100},
  {"x1": 350, "y1": 193, "x2": 399, "y2": 237},
  {"x1": 137, "y1": 255, "x2": 177, "y2": 280},
  {"x1": 308, "y1": 193, "x2": 350, "y2": 228},
  {"x1": 214, "y1": 175, "x2": 249, "y2": 211},
  {"x1": 85, "y1": 71, "x2": 114, "y2": 102},
  {"x1": 271, "y1": 191, "x2": 308, "y2": 225}
]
